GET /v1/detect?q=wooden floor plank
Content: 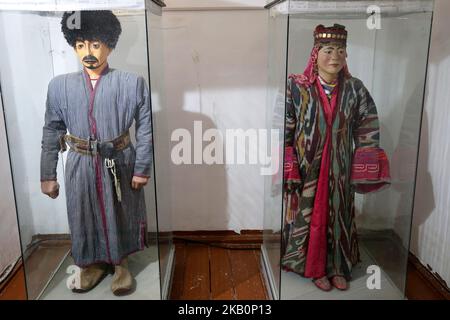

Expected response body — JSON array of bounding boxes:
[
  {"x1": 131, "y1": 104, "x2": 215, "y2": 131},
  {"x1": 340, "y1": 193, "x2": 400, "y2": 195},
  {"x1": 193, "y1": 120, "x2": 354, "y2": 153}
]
[
  {"x1": 0, "y1": 266, "x2": 27, "y2": 300},
  {"x1": 24, "y1": 240, "x2": 71, "y2": 300},
  {"x1": 180, "y1": 243, "x2": 211, "y2": 300},
  {"x1": 406, "y1": 265, "x2": 445, "y2": 300},
  {"x1": 229, "y1": 249, "x2": 268, "y2": 300},
  {"x1": 170, "y1": 243, "x2": 187, "y2": 300},
  {"x1": 210, "y1": 247, "x2": 235, "y2": 300},
  {"x1": 253, "y1": 250, "x2": 270, "y2": 300}
]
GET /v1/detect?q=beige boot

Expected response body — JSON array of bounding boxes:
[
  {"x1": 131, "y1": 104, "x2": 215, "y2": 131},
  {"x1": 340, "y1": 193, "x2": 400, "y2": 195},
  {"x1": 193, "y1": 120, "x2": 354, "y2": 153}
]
[
  {"x1": 72, "y1": 263, "x2": 109, "y2": 293},
  {"x1": 111, "y1": 258, "x2": 134, "y2": 296}
]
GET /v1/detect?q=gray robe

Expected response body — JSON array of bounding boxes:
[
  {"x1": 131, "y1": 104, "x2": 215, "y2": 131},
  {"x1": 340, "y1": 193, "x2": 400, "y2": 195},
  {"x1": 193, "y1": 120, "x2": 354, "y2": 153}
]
[{"x1": 40, "y1": 67, "x2": 153, "y2": 267}]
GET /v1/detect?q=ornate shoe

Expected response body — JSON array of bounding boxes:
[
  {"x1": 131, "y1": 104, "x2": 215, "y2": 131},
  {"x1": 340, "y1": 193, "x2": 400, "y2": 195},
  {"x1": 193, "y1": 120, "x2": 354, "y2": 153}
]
[
  {"x1": 330, "y1": 276, "x2": 348, "y2": 290},
  {"x1": 72, "y1": 263, "x2": 109, "y2": 293},
  {"x1": 312, "y1": 276, "x2": 332, "y2": 291},
  {"x1": 111, "y1": 258, "x2": 134, "y2": 296}
]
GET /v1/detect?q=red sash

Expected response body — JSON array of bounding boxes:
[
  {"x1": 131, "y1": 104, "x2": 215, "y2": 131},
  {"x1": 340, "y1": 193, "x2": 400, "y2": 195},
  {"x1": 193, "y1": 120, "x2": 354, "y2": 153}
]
[{"x1": 304, "y1": 80, "x2": 339, "y2": 278}]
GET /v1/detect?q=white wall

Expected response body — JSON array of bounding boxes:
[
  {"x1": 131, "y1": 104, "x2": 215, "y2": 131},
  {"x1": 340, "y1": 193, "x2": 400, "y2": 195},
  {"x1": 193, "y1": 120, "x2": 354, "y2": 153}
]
[
  {"x1": 411, "y1": 0, "x2": 450, "y2": 286},
  {"x1": 0, "y1": 91, "x2": 21, "y2": 275},
  {"x1": 161, "y1": 8, "x2": 268, "y2": 232}
]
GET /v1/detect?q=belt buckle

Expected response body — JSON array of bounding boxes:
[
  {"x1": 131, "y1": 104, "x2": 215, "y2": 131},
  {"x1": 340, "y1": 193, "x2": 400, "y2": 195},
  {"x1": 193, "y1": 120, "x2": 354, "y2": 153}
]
[{"x1": 88, "y1": 137, "x2": 98, "y2": 156}]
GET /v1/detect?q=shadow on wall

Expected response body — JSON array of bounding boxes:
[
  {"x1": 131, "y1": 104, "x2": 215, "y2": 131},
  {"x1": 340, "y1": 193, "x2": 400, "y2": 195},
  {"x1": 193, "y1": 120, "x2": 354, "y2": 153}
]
[
  {"x1": 160, "y1": 9, "x2": 269, "y2": 231},
  {"x1": 409, "y1": 107, "x2": 434, "y2": 254},
  {"x1": 358, "y1": 60, "x2": 435, "y2": 250},
  {"x1": 155, "y1": 90, "x2": 229, "y2": 230},
  {"x1": 410, "y1": 0, "x2": 450, "y2": 260},
  {"x1": 391, "y1": 83, "x2": 434, "y2": 249}
]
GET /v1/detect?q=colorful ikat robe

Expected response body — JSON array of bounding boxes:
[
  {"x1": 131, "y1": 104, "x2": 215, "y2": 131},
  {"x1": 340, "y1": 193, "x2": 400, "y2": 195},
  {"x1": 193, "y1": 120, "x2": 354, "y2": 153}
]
[{"x1": 282, "y1": 74, "x2": 390, "y2": 280}]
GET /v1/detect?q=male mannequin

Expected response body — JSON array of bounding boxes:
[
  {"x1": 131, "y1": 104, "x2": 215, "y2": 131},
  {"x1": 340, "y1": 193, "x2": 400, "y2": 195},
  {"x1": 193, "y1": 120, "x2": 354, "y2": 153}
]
[{"x1": 40, "y1": 11, "x2": 152, "y2": 295}]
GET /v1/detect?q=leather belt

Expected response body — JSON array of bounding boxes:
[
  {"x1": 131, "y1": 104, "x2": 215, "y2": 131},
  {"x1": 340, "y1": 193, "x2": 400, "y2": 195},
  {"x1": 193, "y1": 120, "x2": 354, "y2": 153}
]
[
  {"x1": 61, "y1": 131, "x2": 130, "y2": 158},
  {"x1": 60, "y1": 132, "x2": 131, "y2": 203}
]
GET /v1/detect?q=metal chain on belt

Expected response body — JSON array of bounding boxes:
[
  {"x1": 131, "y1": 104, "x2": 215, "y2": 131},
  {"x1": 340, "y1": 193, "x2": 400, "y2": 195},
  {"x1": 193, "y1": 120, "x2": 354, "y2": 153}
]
[{"x1": 105, "y1": 158, "x2": 122, "y2": 202}]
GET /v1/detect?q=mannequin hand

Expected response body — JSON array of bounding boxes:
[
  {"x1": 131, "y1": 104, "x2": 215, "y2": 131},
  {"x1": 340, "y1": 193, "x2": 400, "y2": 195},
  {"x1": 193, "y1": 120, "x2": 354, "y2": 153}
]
[
  {"x1": 41, "y1": 180, "x2": 60, "y2": 199},
  {"x1": 131, "y1": 176, "x2": 149, "y2": 190}
]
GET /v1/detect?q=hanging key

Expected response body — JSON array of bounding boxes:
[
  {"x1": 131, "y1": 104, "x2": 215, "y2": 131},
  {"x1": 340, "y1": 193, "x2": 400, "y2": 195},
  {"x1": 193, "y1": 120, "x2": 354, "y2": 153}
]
[{"x1": 105, "y1": 158, "x2": 122, "y2": 203}]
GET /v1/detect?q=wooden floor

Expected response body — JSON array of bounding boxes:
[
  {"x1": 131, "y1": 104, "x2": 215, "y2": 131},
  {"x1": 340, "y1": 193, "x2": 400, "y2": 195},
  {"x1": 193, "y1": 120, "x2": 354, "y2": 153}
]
[
  {"x1": 1, "y1": 238, "x2": 448, "y2": 300},
  {"x1": 170, "y1": 242, "x2": 269, "y2": 300},
  {"x1": 23, "y1": 240, "x2": 71, "y2": 300},
  {"x1": 0, "y1": 265, "x2": 27, "y2": 300},
  {"x1": 406, "y1": 254, "x2": 449, "y2": 300}
]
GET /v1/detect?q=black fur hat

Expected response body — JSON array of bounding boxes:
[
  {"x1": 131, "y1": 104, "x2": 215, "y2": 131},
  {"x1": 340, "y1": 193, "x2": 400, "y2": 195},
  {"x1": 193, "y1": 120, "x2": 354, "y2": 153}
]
[{"x1": 61, "y1": 10, "x2": 122, "y2": 49}]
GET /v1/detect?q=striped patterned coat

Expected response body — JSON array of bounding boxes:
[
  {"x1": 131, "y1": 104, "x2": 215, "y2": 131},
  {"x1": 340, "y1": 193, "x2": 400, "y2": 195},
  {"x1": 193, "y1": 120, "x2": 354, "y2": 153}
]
[
  {"x1": 282, "y1": 74, "x2": 381, "y2": 279},
  {"x1": 40, "y1": 67, "x2": 152, "y2": 267}
]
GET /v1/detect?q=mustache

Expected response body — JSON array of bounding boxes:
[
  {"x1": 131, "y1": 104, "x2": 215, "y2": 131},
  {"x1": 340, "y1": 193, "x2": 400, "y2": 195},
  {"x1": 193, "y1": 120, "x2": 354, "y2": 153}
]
[{"x1": 82, "y1": 55, "x2": 99, "y2": 63}]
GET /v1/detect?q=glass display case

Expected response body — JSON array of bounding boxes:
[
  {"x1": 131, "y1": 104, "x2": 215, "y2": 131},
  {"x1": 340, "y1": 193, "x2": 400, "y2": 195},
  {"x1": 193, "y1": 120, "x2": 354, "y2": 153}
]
[
  {"x1": 263, "y1": 0, "x2": 434, "y2": 299},
  {"x1": 0, "y1": 0, "x2": 170, "y2": 300}
]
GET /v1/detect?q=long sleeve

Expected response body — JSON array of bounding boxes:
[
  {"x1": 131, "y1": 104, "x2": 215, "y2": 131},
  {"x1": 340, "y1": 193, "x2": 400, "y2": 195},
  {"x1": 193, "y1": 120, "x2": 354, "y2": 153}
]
[
  {"x1": 284, "y1": 77, "x2": 301, "y2": 190},
  {"x1": 285, "y1": 77, "x2": 297, "y2": 148},
  {"x1": 353, "y1": 81, "x2": 380, "y2": 148},
  {"x1": 351, "y1": 80, "x2": 390, "y2": 193},
  {"x1": 133, "y1": 76, "x2": 153, "y2": 178},
  {"x1": 40, "y1": 82, "x2": 67, "y2": 181}
]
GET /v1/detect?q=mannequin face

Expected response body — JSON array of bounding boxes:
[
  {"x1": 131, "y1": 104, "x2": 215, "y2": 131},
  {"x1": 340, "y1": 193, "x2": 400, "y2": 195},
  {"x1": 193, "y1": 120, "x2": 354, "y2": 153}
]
[
  {"x1": 74, "y1": 40, "x2": 112, "y2": 70},
  {"x1": 317, "y1": 43, "x2": 347, "y2": 80}
]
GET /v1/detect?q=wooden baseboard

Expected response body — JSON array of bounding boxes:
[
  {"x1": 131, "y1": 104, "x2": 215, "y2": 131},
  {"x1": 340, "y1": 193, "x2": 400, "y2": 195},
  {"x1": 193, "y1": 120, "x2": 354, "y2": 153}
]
[
  {"x1": 27, "y1": 232, "x2": 160, "y2": 253},
  {"x1": 26, "y1": 230, "x2": 261, "y2": 247},
  {"x1": 407, "y1": 253, "x2": 450, "y2": 300},
  {"x1": 173, "y1": 230, "x2": 263, "y2": 249}
]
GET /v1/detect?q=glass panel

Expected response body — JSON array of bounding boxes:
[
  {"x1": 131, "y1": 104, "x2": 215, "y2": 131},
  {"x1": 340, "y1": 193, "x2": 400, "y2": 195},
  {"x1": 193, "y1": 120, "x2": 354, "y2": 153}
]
[
  {"x1": 145, "y1": 0, "x2": 174, "y2": 300},
  {"x1": 0, "y1": 2, "x2": 161, "y2": 299},
  {"x1": 154, "y1": 6, "x2": 272, "y2": 300},
  {"x1": 358, "y1": 9, "x2": 432, "y2": 296},
  {"x1": 262, "y1": 7, "x2": 288, "y2": 300},
  {"x1": 265, "y1": 0, "x2": 433, "y2": 299},
  {"x1": 0, "y1": 83, "x2": 25, "y2": 298},
  {"x1": 0, "y1": 10, "x2": 71, "y2": 300},
  {"x1": 0, "y1": 0, "x2": 145, "y2": 11}
]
